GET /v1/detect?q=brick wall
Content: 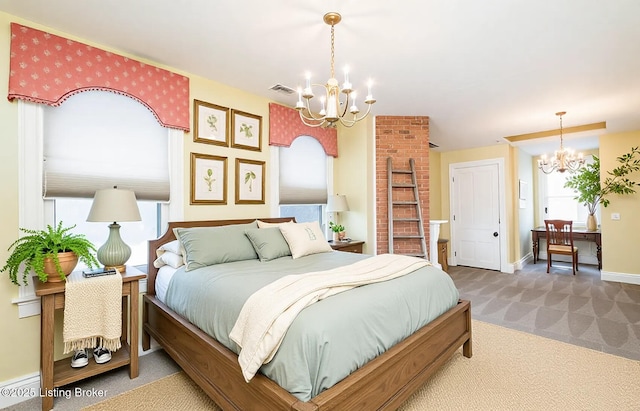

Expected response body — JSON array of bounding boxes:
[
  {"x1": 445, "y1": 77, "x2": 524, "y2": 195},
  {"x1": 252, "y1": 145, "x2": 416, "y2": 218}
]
[{"x1": 375, "y1": 116, "x2": 430, "y2": 257}]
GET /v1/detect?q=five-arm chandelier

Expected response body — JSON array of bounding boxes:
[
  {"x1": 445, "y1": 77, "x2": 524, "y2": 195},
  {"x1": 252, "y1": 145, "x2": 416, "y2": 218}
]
[
  {"x1": 295, "y1": 12, "x2": 376, "y2": 128},
  {"x1": 537, "y1": 111, "x2": 585, "y2": 174}
]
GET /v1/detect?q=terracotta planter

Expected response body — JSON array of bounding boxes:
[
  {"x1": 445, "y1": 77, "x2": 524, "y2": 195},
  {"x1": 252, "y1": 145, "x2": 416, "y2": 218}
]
[{"x1": 43, "y1": 252, "x2": 79, "y2": 282}]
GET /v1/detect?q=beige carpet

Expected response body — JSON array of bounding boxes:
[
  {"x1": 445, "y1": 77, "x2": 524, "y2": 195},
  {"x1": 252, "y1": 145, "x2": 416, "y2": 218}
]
[{"x1": 84, "y1": 321, "x2": 640, "y2": 411}]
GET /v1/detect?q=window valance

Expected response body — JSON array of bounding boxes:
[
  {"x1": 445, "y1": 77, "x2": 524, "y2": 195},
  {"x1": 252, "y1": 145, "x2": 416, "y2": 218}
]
[
  {"x1": 269, "y1": 103, "x2": 338, "y2": 157},
  {"x1": 8, "y1": 23, "x2": 190, "y2": 131}
]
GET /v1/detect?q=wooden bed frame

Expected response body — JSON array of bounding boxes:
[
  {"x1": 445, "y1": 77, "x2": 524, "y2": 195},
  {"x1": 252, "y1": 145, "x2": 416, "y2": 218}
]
[{"x1": 142, "y1": 218, "x2": 472, "y2": 410}]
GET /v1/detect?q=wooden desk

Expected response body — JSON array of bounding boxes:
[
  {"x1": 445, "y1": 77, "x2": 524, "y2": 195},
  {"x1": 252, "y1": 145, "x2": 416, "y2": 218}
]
[
  {"x1": 34, "y1": 266, "x2": 145, "y2": 411},
  {"x1": 531, "y1": 227, "x2": 601, "y2": 269}
]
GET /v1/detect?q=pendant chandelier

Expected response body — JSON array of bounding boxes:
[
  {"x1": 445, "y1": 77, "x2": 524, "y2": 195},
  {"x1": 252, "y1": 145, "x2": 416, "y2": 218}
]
[
  {"x1": 537, "y1": 111, "x2": 585, "y2": 174},
  {"x1": 295, "y1": 12, "x2": 376, "y2": 128}
]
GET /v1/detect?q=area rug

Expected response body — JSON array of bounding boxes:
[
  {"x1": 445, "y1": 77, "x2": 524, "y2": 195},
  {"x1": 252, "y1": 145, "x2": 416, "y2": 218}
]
[{"x1": 84, "y1": 321, "x2": 640, "y2": 411}]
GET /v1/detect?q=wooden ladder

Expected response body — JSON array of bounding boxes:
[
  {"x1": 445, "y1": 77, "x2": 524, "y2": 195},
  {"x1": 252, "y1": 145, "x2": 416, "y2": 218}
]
[{"x1": 387, "y1": 157, "x2": 428, "y2": 258}]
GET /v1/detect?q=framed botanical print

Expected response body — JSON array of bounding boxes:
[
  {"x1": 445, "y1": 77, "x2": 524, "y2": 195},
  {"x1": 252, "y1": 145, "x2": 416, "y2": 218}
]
[
  {"x1": 231, "y1": 109, "x2": 262, "y2": 151},
  {"x1": 235, "y1": 158, "x2": 265, "y2": 204},
  {"x1": 193, "y1": 99, "x2": 230, "y2": 147},
  {"x1": 190, "y1": 153, "x2": 227, "y2": 204}
]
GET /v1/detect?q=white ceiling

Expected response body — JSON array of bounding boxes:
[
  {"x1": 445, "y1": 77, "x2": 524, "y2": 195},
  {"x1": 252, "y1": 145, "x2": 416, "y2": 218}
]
[{"x1": 2, "y1": 0, "x2": 639, "y2": 155}]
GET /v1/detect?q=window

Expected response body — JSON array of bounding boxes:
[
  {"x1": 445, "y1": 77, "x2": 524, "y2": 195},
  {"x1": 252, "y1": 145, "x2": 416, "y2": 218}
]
[
  {"x1": 538, "y1": 155, "x2": 599, "y2": 225},
  {"x1": 42, "y1": 91, "x2": 169, "y2": 267},
  {"x1": 278, "y1": 136, "x2": 329, "y2": 227}
]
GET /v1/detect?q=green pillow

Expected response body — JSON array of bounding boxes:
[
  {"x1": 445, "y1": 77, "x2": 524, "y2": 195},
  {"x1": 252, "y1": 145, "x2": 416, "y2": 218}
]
[
  {"x1": 174, "y1": 221, "x2": 258, "y2": 271},
  {"x1": 245, "y1": 227, "x2": 292, "y2": 262}
]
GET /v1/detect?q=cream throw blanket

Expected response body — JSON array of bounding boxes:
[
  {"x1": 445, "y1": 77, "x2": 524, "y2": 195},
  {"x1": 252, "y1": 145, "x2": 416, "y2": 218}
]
[
  {"x1": 229, "y1": 253, "x2": 430, "y2": 382},
  {"x1": 63, "y1": 270, "x2": 123, "y2": 354}
]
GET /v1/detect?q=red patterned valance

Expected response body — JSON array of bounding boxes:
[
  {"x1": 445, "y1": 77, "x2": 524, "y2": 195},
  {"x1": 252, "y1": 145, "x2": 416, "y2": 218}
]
[
  {"x1": 8, "y1": 23, "x2": 190, "y2": 131},
  {"x1": 269, "y1": 103, "x2": 338, "y2": 157}
]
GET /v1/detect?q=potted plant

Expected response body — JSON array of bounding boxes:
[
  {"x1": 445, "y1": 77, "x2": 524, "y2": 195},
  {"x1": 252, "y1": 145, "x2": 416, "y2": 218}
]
[
  {"x1": 564, "y1": 146, "x2": 640, "y2": 231},
  {"x1": 1, "y1": 222, "x2": 100, "y2": 285},
  {"x1": 329, "y1": 221, "x2": 346, "y2": 242}
]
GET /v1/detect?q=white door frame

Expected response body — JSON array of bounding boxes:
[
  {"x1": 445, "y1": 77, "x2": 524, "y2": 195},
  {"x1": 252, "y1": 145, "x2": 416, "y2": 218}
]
[{"x1": 449, "y1": 157, "x2": 510, "y2": 273}]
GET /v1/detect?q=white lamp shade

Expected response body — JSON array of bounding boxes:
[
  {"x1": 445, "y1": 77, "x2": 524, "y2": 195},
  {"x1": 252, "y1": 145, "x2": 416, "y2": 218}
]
[
  {"x1": 87, "y1": 188, "x2": 142, "y2": 222},
  {"x1": 326, "y1": 194, "x2": 349, "y2": 213}
]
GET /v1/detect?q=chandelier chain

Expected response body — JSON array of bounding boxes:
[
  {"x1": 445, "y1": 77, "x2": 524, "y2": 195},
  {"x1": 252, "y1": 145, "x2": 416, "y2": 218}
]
[{"x1": 330, "y1": 23, "x2": 335, "y2": 80}]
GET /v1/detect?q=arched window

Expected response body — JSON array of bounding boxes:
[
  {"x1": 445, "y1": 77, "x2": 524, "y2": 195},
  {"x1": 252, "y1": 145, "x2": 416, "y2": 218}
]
[{"x1": 279, "y1": 136, "x2": 328, "y2": 224}]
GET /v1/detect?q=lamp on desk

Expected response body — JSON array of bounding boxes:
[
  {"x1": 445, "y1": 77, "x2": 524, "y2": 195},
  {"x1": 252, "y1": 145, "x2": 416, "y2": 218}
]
[{"x1": 87, "y1": 187, "x2": 141, "y2": 273}]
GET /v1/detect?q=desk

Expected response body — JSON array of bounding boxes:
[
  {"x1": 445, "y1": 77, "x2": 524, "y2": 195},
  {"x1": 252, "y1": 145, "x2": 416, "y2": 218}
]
[
  {"x1": 34, "y1": 266, "x2": 145, "y2": 411},
  {"x1": 531, "y1": 227, "x2": 601, "y2": 270}
]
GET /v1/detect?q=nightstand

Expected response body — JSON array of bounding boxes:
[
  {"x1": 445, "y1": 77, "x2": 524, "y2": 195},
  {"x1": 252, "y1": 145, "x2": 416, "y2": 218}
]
[
  {"x1": 34, "y1": 265, "x2": 146, "y2": 411},
  {"x1": 438, "y1": 239, "x2": 449, "y2": 272},
  {"x1": 330, "y1": 240, "x2": 364, "y2": 254}
]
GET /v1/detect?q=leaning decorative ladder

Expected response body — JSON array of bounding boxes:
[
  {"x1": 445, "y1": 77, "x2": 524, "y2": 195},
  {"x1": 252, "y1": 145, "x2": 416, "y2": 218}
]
[{"x1": 387, "y1": 157, "x2": 428, "y2": 258}]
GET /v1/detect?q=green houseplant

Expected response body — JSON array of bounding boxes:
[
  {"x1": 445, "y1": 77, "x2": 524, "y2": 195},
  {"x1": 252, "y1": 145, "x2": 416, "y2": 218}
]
[
  {"x1": 1, "y1": 222, "x2": 99, "y2": 285},
  {"x1": 564, "y1": 146, "x2": 640, "y2": 231},
  {"x1": 329, "y1": 221, "x2": 346, "y2": 241}
]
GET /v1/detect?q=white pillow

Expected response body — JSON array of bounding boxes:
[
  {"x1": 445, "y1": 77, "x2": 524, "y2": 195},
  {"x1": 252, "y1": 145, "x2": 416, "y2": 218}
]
[
  {"x1": 155, "y1": 239, "x2": 182, "y2": 257},
  {"x1": 278, "y1": 221, "x2": 332, "y2": 259},
  {"x1": 153, "y1": 251, "x2": 185, "y2": 269},
  {"x1": 257, "y1": 219, "x2": 294, "y2": 228}
]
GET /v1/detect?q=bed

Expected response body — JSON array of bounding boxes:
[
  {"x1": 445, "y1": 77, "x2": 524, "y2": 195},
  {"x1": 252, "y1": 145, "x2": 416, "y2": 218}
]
[{"x1": 142, "y1": 218, "x2": 472, "y2": 410}]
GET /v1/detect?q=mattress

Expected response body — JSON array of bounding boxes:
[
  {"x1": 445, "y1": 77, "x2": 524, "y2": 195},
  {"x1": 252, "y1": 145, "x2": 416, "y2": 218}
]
[{"x1": 164, "y1": 251, "x2": 459, "y2": 401}]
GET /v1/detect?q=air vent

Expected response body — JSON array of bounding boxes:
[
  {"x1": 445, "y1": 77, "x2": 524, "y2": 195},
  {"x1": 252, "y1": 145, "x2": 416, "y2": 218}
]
[
  {"x1": 429, "y1": 142, "x2": 439, "y2": 148},
  {"x1": 269, "y1": 84, "x2": 295, "y2": 95}
]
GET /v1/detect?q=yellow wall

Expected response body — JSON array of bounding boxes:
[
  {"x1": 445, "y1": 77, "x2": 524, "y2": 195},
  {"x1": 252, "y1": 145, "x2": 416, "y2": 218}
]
[
  {"x1": 429, "y1": 151, "x2": 443, "y2": 220},
  {"x1": 334, "y1": 117, "x2": 375, "y2": 254},
  {"x1": 599, "y1": 131, "x2": 640, "y2": 275}
]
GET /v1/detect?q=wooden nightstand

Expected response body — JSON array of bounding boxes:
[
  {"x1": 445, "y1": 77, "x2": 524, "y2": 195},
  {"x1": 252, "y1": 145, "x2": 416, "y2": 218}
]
[
  {"x1": 330, "y1": 240, "x2": 364, "y2": 254},
  {"x1": 34, "y1": 265, "x2": 145, "y2": 411},
  {"x1": 438, "y1": 239, "x2": 449, "y2": 272}
]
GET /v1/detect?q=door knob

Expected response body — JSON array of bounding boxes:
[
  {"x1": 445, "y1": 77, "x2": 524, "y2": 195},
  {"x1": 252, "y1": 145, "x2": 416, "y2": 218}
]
[{"x1": 493, "y1": 232, "x2": 499, "y2": 237}]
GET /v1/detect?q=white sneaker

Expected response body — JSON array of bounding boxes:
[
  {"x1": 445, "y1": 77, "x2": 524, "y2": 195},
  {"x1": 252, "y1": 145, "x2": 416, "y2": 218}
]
[
  {"x1": 71, "y1": 349, "x2": 89, "y2": 368},
  {"x1": 93, "y1": 347, "x2": 112, "y2": 364}
]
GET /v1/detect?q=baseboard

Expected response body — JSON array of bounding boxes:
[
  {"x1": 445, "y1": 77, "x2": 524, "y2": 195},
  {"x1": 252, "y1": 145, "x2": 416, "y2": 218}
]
[
  {"x1": 514, "y1": 253, "x2": 533, "y2": 271},
  {"x1": 601, "y1": 270, "x2": 640, "y2": 285},
  {"x1": 0, "y1": 342, "x2": 162, "y2": 408},
  {"x1": 0, "y1": 372, "x2": 40, "y2": 408}
]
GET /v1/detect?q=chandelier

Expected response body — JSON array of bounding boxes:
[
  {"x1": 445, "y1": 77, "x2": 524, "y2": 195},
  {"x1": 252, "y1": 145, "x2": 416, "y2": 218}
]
[
  {"x1": 295, "y1": 12, "x2": 376, "y2": 128},
  {"x1": 537, "y1": 111, "x2": 585, "y2": 174}
]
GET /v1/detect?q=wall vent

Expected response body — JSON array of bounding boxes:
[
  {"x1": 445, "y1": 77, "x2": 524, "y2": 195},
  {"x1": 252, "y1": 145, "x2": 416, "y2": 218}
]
[{"x1": 269, "y1": 84, "x2": 295, "y2": 95}]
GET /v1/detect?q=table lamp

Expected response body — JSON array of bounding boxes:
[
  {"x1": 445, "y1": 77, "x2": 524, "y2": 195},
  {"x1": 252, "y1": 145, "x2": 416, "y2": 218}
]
[
  {"x1": 87, "y1": 187, "x2": 141, "y2": 273},
  {"x1": 327, "y1": 194, "x2": 349, "y2": 238}
]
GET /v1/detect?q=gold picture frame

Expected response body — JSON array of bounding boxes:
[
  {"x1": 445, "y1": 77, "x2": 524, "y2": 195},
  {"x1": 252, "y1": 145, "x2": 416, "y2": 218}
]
[
  {"x1": 231, "y1": 109, "x2": 262, "y2": 151},
  {"x1": 190, "y1": 153, "x2": 227, "y2": 205},
  {"x1": 235, "y1": 158, "x2": 265, "y2": 204},
  {"x1": 193, "y1": 100, "x2": 230, "y2": 147}
]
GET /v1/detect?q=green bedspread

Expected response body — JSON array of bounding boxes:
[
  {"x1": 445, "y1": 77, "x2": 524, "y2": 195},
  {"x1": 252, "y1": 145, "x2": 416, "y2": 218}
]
[{"x1": 165, "y1": 251, "x2": 459, "y2": 401}]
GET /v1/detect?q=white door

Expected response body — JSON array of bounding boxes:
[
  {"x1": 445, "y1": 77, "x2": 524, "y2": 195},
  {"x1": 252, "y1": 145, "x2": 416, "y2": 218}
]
[{"x1": 451, "y1": 162, "x2": 502, "y2": 270}]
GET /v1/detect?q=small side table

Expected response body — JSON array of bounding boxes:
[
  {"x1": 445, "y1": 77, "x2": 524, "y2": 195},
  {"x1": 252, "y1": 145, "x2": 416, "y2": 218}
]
[
  {"x1": 34, "y1": 266, "x2": 146, "y2": 411},
  {"x1": 438, "y1": 239, "x2": 449, "y2": 272},
  {"x1": 330, "y1": 240, "x2": 364, "y2": 254}
]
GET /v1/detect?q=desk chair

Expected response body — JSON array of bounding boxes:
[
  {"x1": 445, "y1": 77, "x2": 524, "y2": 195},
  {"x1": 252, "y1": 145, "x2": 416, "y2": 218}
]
[{"x1": 544, "y1": 219, "x2": 578, "y2": 275}]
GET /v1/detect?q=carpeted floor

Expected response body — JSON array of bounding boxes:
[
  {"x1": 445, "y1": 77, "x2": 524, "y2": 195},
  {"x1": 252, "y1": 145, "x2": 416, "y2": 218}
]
[
  {"x1": 83, "y1": 321, "x2": 640, "y2": 411},
  {"x1": 449, "y1": 262, "x2": 640, "y2": 360},
  {"x1": 5, "y1": 261, "x2": 640, "y2": 410}
]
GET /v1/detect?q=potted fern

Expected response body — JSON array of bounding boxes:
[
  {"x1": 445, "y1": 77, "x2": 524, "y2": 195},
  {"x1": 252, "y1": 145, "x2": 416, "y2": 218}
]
[
  {"x1": 1, "y1": 222, "x2": 99, "y2": 285},
  {"x1": 564, "y1": 147, "x2": 640, "y2": 231}
]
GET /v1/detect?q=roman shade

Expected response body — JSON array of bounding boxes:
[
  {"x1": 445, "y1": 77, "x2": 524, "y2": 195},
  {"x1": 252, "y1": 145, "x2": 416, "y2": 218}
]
[
  {"x1": 43, "y1": 91, "x2": 170, "y2": 201},
  {"x1": 279, "y1": 136, "x2": 328, "y2": 204}
]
